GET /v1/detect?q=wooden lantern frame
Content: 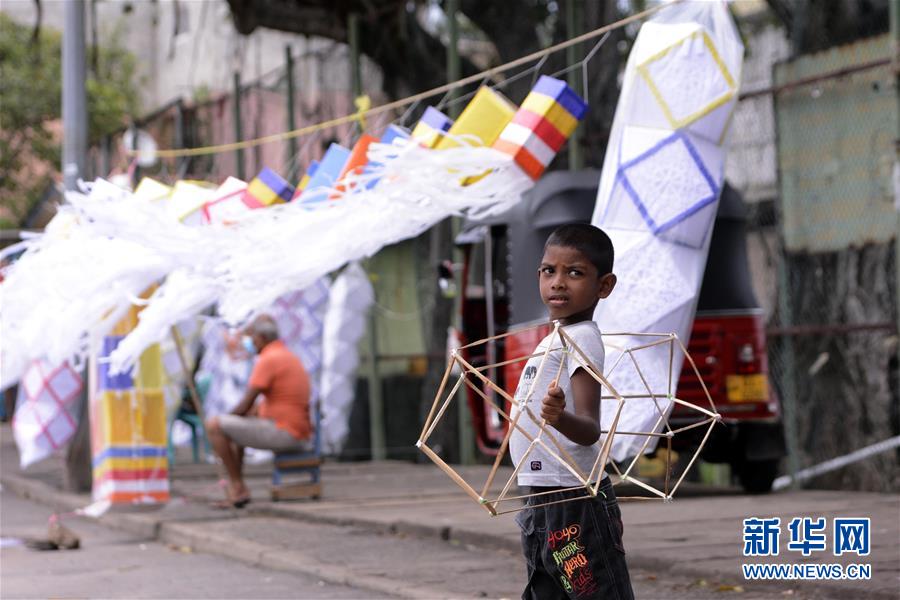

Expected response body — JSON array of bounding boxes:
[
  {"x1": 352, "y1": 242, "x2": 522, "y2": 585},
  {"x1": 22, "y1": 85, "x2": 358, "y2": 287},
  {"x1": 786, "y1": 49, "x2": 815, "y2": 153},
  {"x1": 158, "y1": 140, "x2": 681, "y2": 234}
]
[{"x1": 417, "y1": 321, "x2": 721, "y2": 516}]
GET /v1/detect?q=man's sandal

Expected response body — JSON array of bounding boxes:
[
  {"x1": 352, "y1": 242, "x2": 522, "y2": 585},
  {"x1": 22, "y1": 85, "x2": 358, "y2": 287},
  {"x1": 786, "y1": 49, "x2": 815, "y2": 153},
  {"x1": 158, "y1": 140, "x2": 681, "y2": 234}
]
[{"x1": 210, "y1": 496, "x2": 251, "y2": 510}]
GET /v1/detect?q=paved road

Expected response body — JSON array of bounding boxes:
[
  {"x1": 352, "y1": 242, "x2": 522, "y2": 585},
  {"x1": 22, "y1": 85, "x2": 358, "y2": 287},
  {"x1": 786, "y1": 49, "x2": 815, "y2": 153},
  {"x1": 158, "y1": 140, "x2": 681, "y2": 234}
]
[{"x1": 0, "y1": 489, "x2": 375, "y2": 599}]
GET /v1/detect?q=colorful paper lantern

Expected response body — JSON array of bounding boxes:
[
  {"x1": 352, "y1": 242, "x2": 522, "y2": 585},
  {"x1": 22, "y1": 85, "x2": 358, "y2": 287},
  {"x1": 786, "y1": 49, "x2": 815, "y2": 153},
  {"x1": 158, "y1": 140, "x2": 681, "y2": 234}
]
[
  {"x1": 493, "y1": 75, "x2": 588, "y2": 180},
  {"x1": 133, "y1": 178, "x2": 172, "y2": 203},
  {"x1": 298, "y1": 144, "x2": 351, "y2": 205},
  {"x1": 201, "y1": 177, "x2": 253, "y2": 224},
  {"x1": 363, "y1": 125, "x2": 411, "y2": 190},
  {"x1": 435, "y1": 87, "x2": 516, "y2": 150},
  {"x1": 411, "y1": 107, "x2": 453, "y2": 148},
  {"x1": 243, "y1": 167, "x2": 295, "y2": 207},
  {"x1": 293, "y1": 160, "x2": 320, "y2": 200},
  {"x1": 90, "y1": 299, "x2": 169, "y2": 505},
  {"x1": 333, "y1": 134, "x2": 377, "y2": 197},
  {"x1": 169, "y1": 180, "x2": 216, "y2": 224}
]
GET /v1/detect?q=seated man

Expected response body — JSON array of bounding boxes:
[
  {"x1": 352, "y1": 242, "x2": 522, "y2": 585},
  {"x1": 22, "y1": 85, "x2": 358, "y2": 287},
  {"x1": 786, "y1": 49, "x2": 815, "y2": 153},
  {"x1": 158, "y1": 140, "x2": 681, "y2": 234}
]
[{"x1": 206, "y1": 315, "x2": 312, "y2": 507}]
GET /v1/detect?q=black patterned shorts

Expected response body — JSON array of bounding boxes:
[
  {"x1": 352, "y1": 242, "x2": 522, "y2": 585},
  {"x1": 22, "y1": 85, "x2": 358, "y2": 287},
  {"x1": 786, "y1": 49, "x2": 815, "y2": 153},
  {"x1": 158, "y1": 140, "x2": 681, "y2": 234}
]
[{"x1": 515, "y1": 477, "x2": 634, "y2": 600}]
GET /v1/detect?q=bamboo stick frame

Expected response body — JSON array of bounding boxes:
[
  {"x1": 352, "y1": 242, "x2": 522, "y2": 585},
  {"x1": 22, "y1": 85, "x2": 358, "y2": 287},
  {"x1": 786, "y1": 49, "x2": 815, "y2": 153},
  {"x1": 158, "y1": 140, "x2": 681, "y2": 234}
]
[
  {"x1": 171, "y1": 326, "x2": 206, "y2": 422},
  {"x1": 625, "y1": 348, "x2": 675, "y2": 435},
  {"x1": 418, "y1": 325, "x2": 722, "y2": 514},
  {"x1": 461, "y1": 377, "x2": 587, "y2": 501}
]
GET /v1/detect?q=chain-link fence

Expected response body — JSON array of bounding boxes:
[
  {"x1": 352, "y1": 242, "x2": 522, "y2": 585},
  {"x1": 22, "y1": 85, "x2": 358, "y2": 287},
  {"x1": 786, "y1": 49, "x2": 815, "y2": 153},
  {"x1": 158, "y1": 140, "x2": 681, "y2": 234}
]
[{"x1": 729, "y1": 32, "x2": 899, "y2": 492}]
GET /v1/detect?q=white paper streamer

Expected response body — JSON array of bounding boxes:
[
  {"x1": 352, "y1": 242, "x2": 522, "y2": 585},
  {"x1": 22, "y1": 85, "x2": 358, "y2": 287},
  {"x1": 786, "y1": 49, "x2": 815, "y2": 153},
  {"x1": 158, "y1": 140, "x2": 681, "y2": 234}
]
[{"x1": 1, "y1": 137, "x2": 532, "y2": 388}]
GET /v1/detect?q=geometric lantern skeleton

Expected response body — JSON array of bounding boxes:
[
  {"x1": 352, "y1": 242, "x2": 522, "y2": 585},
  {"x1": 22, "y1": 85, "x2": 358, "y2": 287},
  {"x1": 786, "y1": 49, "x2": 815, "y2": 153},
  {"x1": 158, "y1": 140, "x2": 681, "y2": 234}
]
[{"x1": 417, "y1": 321, "x2": 721, "y2": 516}]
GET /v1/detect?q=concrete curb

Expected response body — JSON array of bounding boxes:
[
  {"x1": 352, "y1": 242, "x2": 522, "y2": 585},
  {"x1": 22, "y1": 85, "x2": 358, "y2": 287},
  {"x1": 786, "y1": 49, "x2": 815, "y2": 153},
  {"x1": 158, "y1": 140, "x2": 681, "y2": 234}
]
[
  {"x1": 158, "y1": 521, "x2": 454, "y2": 599},
  {"x1": 247, "y1": 502, "x2": 522, "y2": 554}
]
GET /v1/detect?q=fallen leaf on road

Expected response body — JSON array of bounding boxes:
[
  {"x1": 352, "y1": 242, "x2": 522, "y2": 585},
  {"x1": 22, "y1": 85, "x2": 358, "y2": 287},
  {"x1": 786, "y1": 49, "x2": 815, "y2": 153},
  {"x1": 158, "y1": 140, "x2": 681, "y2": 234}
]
[
  {"x1": 716, "y1": 584, "x2": 744, "y2": 592},
  {"x1": 645, "y1": 574, "x2": 657, "y2": 581}
]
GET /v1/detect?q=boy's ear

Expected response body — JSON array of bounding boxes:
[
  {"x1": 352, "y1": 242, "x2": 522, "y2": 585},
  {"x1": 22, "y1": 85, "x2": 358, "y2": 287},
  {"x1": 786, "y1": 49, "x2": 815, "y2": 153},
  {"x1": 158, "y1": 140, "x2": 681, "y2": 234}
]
[{"x1": 598, "y1": 273, "x2": 617, "y2": 299}]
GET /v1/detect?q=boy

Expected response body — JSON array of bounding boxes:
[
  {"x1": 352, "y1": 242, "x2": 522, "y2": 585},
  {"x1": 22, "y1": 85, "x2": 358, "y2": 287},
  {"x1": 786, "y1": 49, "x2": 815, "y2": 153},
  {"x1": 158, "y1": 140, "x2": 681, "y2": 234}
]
[{"x1": 510, "y1": 223, "x2": 633, "y2": 599}]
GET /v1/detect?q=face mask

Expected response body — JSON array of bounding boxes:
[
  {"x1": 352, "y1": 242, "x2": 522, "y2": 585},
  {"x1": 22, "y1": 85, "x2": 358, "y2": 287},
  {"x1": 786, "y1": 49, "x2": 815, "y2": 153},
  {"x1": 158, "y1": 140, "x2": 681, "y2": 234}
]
[{"x1": 242, "y1": 336, "x2": 256, "y2": 356}]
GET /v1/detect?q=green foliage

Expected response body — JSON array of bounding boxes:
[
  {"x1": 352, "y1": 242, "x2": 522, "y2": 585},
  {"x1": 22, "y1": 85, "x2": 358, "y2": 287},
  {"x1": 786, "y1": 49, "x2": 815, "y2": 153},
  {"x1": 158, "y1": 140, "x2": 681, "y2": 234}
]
[{"x1": 0, "y1": 13, "x2": 139, "y2": 226}]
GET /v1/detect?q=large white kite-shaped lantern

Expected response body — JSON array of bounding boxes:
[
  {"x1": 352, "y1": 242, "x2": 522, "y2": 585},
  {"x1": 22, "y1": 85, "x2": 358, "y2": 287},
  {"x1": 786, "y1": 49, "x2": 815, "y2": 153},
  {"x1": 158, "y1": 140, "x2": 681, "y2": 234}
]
[{"x1": 592, "y1": 1, "x2": 743, "y2": 462}]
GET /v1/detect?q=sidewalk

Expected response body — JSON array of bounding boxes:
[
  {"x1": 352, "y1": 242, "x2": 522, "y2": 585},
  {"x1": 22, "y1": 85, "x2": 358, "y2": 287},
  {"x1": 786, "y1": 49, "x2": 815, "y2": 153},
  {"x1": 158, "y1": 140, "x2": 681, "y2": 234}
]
[{"x1": 1, "y1": 425, "x2": 898, "y2": 599}]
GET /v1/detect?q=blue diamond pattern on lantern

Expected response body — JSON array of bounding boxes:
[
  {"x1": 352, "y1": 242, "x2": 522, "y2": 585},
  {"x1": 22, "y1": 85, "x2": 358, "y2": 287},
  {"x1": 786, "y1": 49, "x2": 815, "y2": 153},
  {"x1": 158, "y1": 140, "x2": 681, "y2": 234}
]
[{"x1": 616, "y1": 131, "x2": 720, "y2": 241}]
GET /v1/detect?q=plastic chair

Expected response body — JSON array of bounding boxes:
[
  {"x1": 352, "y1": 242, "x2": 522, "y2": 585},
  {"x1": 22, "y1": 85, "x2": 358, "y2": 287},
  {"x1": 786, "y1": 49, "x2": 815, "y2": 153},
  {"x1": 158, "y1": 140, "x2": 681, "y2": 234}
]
[
  {"x1": 270, "y1": 401, "x2": 322, "y2": 501},
  {"x1": 167, "y1": 375, "x2": 212, "y2": 464}
]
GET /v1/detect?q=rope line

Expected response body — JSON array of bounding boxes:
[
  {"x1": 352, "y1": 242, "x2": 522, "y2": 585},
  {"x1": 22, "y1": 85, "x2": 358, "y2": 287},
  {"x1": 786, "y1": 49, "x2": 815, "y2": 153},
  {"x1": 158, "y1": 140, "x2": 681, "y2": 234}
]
[{"x1": 137, "y1": 2, "x2": 675, "y2": 159}]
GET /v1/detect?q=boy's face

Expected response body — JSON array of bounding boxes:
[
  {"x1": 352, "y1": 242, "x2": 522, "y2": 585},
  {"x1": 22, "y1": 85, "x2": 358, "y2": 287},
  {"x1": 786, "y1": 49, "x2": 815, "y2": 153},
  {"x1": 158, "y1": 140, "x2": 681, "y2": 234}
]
[{"x1": 538, "y1": 244, "x2": 616, "y2": 325}]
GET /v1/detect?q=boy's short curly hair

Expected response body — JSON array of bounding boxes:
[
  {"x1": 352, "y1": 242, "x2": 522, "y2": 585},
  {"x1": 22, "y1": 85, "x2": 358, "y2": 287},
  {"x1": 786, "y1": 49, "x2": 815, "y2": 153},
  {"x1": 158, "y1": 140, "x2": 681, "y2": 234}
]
[{"x1": 544, "y1": 224, "x2": 615, "y2": 276}]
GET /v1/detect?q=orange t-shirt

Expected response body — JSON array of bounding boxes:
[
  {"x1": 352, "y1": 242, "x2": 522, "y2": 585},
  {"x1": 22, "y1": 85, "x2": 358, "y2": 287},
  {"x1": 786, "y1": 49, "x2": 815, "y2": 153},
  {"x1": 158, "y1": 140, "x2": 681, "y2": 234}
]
[{"x1": 248, "y1": 340, "x2": 311, "y2": 440}]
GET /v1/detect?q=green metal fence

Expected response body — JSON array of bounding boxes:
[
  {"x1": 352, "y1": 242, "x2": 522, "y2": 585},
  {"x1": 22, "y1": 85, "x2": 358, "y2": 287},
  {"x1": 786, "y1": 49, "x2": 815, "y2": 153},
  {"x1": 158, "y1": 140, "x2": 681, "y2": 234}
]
[{"x1": 739, "y1": 33, "x2": 899, "y2": 491}]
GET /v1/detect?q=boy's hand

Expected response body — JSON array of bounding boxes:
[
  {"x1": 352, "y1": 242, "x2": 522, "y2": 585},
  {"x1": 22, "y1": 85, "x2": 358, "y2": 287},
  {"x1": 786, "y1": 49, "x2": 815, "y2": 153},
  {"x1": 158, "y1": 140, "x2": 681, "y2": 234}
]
[{"x1": 540, "y1": 380, "x2": 566, "y2": 425}]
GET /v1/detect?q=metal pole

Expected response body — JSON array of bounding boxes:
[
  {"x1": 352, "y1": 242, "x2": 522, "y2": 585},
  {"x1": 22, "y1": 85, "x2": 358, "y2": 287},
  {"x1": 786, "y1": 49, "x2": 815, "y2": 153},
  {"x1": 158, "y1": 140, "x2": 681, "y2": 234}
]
[
  {"x1": 174, "y1": 99, "x2": 187, "y2": 177},
  {"x1": 446, "y1": 0, "x2": 461, "y2": 119},
  {"x1": 348, "y1": 17, "x2": 384, "y2": 460},
  {"x1": 62, "y1": 0, "x2": 87, "y2": 191},
  {"x1": 232, "y1": 71, "x2": 245, "y2": 180},
  {"x1": 890, "y1": 0, "x2": 900, "y2": 453},
  {"x1": 285, "y1": 45, "x2": 298, "y2": 182},
  {"x1": 61, "y1": 0, "x2": 92, "y2": 493},
  {"x1": 101, "y1": 135, "x2": 111, "y2": 178},
  {"x1": 367, "y1": 295, "x2": 386, "y2": 461},
  {"x1": 484, "y1": 229, "x2": 499, "y2": 431},
  {"x1": 446, "y1": 0, "x2": 472, "y2": 463},
  {"x1": 348, "y1": 12, "x2": 363, "y2": 137},
  {"x1": 348, "y1": 13, "x2": 362, "y2": 99},
  {"x1": 566, "y1": 0, "x2": 583, "y2": 171}
]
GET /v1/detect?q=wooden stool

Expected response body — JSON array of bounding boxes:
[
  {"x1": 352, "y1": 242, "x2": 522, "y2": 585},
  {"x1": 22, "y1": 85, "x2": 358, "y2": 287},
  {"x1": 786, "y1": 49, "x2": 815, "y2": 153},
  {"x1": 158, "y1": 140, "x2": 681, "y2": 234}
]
[
  {"x1": 270, "y1": 403, "x2": 322, "y2": 501},
  {"x1": 270, "y1": 453, "x2": 322, "y2": 501}
]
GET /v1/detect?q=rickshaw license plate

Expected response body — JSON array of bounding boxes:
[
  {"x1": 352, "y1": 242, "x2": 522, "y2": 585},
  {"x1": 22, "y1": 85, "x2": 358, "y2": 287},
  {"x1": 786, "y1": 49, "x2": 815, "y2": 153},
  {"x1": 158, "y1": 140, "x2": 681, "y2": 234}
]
[{"x1": 725, "y1": 374, "x2": 768, "y2": 402}]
